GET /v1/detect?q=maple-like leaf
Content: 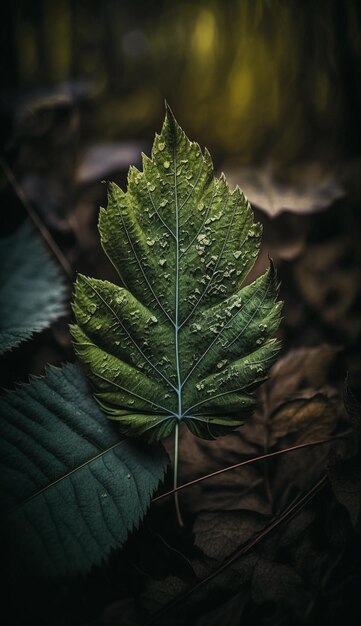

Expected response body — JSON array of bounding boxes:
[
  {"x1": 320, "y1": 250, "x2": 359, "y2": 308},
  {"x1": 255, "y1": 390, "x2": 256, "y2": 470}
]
[{"x1": 71, "y1": 106, "x2": 282, "y2": 441}]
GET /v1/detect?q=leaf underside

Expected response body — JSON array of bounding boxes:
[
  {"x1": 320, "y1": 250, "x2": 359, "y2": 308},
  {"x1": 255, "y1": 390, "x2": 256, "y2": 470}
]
[
  {"x1": 0, "y1": 221, "x2": 66, "y2": 354},
  {"x1": 71, "y1": 106, "x2": 282, "y2": 441},
  {"x1": 0, "y1": 364, "x2": 167, "y2": 578}
]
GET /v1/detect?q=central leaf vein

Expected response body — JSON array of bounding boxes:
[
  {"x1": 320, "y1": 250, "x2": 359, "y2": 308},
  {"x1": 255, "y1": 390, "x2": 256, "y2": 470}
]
[{"x1": 174, "y1": 143, "x2": 182, "y2": 420}]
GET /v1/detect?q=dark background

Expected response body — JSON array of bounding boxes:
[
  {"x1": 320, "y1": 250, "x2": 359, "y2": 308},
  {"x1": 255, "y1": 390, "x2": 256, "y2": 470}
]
[{"x1": 1, "y1": 1, "x2": 361, "y2": 625}]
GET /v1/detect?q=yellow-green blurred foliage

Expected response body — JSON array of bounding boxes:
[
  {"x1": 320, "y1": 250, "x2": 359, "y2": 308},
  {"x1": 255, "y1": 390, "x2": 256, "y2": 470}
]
[{"x1": 9, "y1": 0, "x2": 361, "y2": 163}]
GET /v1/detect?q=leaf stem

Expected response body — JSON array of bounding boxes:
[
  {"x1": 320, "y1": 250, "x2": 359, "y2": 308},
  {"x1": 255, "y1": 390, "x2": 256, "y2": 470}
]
[{"x1": 173, "y1": 422, "x2": 184, "y2": 527}]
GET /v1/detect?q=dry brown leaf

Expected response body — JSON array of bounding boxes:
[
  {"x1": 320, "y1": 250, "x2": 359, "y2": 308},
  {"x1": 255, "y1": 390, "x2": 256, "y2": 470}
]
[
  {"x1": 251, "y1": 558, "x2": 304, "y2": 604},
  {"x1": 75, "y1": 142, "x2": 144, "y2": 186},
  {"x1": 269, "y1": 395, "x2": 339, "y2": 446},
  {"x1": 223, "y1": 162, "x2": 344, "y2": 218},
  {"x1": 194, "y1": 510, "x2": 268, "y2": 561},
  {"x1": 266, "y1": 344, "x2": 340, "y2": 412}
]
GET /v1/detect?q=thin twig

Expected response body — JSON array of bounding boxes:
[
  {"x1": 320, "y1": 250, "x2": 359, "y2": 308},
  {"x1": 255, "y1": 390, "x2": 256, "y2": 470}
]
[
  {"x1": 152, "y1": 431, "x2": 349, "y2": 504},
  {"x1": 1, "y1": 157, "x2": 73, "y2": 280}
]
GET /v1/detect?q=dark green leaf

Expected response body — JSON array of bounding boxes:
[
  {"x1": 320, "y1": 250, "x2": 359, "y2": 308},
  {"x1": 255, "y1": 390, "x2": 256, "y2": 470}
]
[
  {"x1": 71, "y1": 106, "x2": 282, "y2": 441},
  {"x1": 0, "y1": 221, "x2": 66, "y2": 354},
  {"x1": 0, "y1": 363, "x2": 168, "y2": 578}
]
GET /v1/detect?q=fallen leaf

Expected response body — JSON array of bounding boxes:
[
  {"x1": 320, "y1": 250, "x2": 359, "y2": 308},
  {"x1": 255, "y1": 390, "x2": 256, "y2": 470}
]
[
  {"x1": 194, "y1": 510, "x2": 268, "y2": 561},
  {"x1": 266, "y1": 344, "x2": 341, "y2": 412},
  {"x1": 251, "y1": 558, "x2": 304, "y2": 604},
  {"x1": 223, "y1": 161, "x2": 345, "y2": 218},
  {"x1": 75, "y1": 142, "x2": 144, "y2": 186},
  {"x1": 269, "y1": 394, "x2": 339, "y2": 446}
]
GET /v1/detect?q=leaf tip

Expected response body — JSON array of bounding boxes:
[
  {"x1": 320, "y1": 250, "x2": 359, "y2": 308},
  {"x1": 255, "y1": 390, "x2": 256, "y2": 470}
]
[{"x1": 163, "y1": 102, "x2": 180, "y2": 147}]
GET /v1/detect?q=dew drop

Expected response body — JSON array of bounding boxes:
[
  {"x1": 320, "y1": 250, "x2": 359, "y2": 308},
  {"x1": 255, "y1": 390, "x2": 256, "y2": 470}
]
[
  {"x1": 158, "y1": 142, "x2": 165, "y2": 151},
  {"x1": 197, "y1": 234, "x2": 211, "y2": 246},
  {"x1": 163, "y1": 160, "x2": 170, "y2": 169}
]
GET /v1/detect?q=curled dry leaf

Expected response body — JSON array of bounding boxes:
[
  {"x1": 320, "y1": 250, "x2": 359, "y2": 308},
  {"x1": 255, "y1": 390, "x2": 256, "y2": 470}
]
[
  {"x1": 223, "y1": 161, "x2": 345, "y2": 218},
  {"x1": 75, "y1": 142, "x2": 145, "y2": 186}
]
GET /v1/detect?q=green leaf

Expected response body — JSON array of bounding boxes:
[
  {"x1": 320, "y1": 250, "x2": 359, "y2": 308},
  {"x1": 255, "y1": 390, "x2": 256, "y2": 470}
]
[
  {"x1": 0, "y1": 363, "x2": 168, "y2": 578},
  {"x1": 71, "y1": 106, "x2": 282, "y2": 441},
  {"x1": 0, "y1": 221, "x2": 66, "y2": 354}
]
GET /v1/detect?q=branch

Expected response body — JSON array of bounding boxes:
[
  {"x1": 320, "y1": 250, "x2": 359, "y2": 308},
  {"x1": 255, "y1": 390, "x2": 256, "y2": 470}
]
[
  {"x1": 1, "y1": 158, "x2": 73, "y2": 280},
  {"x1": 152, "y1": 432, "x2": 349, "y2": 503}
]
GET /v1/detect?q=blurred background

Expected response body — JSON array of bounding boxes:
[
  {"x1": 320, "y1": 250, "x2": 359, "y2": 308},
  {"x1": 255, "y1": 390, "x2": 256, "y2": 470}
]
[
  {"x1": 1, "y1": 3, "x2": 361, "y2": 625},
  {"x1": 2, "y1": 0, "x2": 361, "y2": 160},
  {"x1": 1, "y1": 0, "x2": 361, "y2": 381}
]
